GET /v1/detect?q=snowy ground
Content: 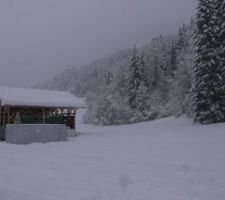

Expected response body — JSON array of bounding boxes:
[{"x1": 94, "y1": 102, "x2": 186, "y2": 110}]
[{"x1": 0, "y1": 110, "x2": 225, "y2": 200}]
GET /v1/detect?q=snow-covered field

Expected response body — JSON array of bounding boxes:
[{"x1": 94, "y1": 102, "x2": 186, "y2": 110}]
[{"x1": 0, "y1": 110, "x2": 225, "y2": 200}]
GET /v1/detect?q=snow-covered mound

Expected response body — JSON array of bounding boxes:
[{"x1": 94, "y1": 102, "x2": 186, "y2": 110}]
[{"x1": 0, "y1": 111, "x2": 225, "y2": 200}]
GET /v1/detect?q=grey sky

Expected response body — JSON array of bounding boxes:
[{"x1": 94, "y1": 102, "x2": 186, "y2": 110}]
[{"x1": 0, "y1": 0, "x2": 197, "y2": 87}]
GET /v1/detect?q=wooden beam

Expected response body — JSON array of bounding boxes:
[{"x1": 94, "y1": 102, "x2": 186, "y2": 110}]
[{"x1": 4, "y1": 104, "x2": 85, "y2": 110}]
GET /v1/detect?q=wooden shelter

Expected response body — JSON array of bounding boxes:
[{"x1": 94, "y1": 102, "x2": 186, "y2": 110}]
[{"x1": 0, "y1": 87, "x2": 85, "y2": 130}]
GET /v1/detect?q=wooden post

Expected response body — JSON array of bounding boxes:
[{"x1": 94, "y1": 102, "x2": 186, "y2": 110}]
[
  {"x1": 0, "y1": 100, "x2": 2, "y2": 127},
  {"x1": 74, "y1": 108, "x2": 77, "y2": 130},
  {"x1": 43, "y1": 108, "x2": 46, "y2": 124},
  {"x1": 60, "y1": 108, "x2": 64, "y2": 116},
  {"x1": 2, "y1": 107, "x2": 5, "y2": 127},
  {"x1": 7, "y1": 107, "x2": 10, "y2": 124}
]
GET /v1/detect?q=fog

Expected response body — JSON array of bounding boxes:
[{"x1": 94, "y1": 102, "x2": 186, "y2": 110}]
[{"x1": 0, "y1": 0, "x2": 196, "y2": 87}]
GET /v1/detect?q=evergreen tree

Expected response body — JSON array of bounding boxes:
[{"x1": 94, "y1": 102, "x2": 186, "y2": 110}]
[
  {"x1": 176, "y1": 24, "x2": 189, "y2": 52},
  {"x1": 152, "y1": 53, "x2": 159, "y2": 87},
  {"x1": 216, "y1": 0, "x2": 225, "y2": 120},
  {"x1": 118, "y1": 65, "x2": 129, "y2": 97},
  {"x1": 126, "y1": 47, "x2": 150, "y2": 118},
  {"x1": 193, "y1": 0, "x2": 223, "y2": 123},
  {"x1": 170, "y1": 42, "x2": 177, "y2": 77},
  {"x1": 126, "y1": 47, "x2": 140, "y2": 109},
  {"x1": 220, "y1": 1, "x2": 225, "y2": 93},
  {"x1": 139, "y1": 54, "x2": 150, "y2": 88}
]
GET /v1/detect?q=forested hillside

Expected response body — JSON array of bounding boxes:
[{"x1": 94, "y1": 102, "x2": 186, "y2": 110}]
[{"x1": 38, "y1": 19, "x2": 195, "y2": 125}]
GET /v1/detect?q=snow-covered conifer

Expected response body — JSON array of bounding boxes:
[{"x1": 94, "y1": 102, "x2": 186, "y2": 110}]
[
  {"x1": 126, "y1": 47, "x2": 149, "y2": 115},
  {"x1": 193, "y1": 0, "x2": 223, "y2": 123},
  {"x1": 216, "y1": 0, "x2": 225, "y2": 120}
]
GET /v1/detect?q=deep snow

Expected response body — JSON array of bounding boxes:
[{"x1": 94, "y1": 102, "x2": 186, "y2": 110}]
[{"x1": 0, "y1": 110, "x2": 225, "y2": 200}]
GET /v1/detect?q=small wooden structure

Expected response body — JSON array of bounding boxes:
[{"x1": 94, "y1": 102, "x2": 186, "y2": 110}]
[{"x1": 0, "y1": 87, "x2": 85, "y2": 131}]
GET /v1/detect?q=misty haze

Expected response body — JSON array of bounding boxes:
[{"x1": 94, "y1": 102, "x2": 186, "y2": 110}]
[
  {"x1": 1, "y1": 0, "x2": 225, "y2": 200},
  {"x1": 0, "y1": 0, "x2": 196, "y2": 87}
]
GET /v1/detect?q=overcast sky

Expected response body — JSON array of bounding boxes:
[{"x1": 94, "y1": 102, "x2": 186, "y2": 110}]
[{"x1": 0, "y1": 0, "x2": 197, "y2": 87}]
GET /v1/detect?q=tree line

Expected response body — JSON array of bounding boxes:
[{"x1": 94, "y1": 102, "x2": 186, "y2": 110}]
[{"x1": 38, "y1": 0, "x2": 225, "y2": 125}]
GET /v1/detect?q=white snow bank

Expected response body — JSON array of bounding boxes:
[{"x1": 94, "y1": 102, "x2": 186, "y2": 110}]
[
  {"x1": 0, "y1": 86, "x2": 85, "y2": 108},
  {"x1": 0, "y1": 111, "x2": 225, "y2": 200}
]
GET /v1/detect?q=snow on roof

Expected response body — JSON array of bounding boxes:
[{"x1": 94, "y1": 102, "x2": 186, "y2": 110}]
[{"x1": 0, "y1": 87, "x2": 85, "y2": 108}]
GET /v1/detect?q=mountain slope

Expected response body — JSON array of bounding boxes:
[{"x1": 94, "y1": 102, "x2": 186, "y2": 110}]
[{"x1": 37, "y1": 20, "x2": 195, "y2": 125}]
